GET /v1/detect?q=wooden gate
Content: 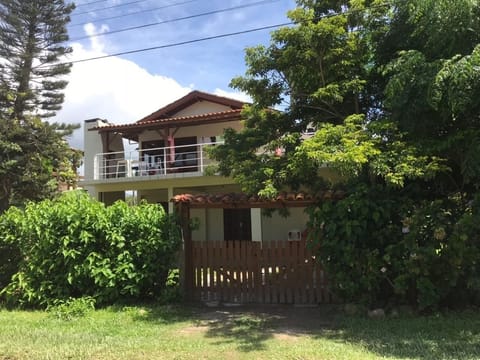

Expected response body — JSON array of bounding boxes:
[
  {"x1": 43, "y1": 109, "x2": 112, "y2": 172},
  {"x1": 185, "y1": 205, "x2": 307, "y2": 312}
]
[{"x1": 189, "y1": 238, "x2": 332, "y2": 304}]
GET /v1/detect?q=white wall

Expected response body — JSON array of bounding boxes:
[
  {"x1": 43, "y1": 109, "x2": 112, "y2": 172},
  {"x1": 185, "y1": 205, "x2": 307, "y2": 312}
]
[
  {"x1": 83, "y1": 119, "x2": 108, "y2": 181},
  {"x1": 207, "y1": 208, "x2": 224, "y2": 241},
  {"x1": 174, "y1": 101, "x2": 232, "y2": 117},
  {"x1": 261, "y1": 207, "x2": 309, "y2": 241},
  {"x1": 188, "y1": 207, "x2": 308, "y2": 242},
  {"x1": 190, "y1": 208, "x2": 225, "y2": 241}
]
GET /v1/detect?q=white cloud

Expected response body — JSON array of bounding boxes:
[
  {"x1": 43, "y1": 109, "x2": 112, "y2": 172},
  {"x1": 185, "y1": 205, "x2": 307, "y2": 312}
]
[
  {"x1": 54, "y1": 24, "x2": 192, "y2": 149},
  {"x1": 213, "y1": 88, "x2": 251, "y2": 103},
  {"x1": 54, "y1": 24, "x2": 255, "y2": 151}
]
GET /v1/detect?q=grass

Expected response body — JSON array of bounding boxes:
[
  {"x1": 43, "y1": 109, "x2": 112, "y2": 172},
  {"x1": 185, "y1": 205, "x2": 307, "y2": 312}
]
[{"x1": 0, "y1": 304, "x2": 479, "y2": 359}]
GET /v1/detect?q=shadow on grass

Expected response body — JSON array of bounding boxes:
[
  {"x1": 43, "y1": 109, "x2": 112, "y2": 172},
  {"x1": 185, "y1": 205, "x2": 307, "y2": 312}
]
[
  {"x1": 194, "y1": 309, "x2": 273, "y2": 352},
  {"x1": 321, "y1": 311, "x2": 480, "y2": 360},
  {"x1": 190, "y1": 304, "x2": 337, "y2": 352},
  {"x1": 112, "y1": 302, "x2": 480, "y2": 358},
  {"x1": 125, "y1": 303, "x2": 338, "y2": 353}
]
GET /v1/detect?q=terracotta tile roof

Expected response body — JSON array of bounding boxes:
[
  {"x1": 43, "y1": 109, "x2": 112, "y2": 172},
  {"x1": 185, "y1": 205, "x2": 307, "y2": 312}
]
[
  {"x1": 171, "y1": 191, "x2": 345, "y2": 208},
  {"x1": 92, "y1": 109, "x2": 242, "y2": 133},
  {"x1": 137, "y1": 90, "x2": 246, "y2": 124}
]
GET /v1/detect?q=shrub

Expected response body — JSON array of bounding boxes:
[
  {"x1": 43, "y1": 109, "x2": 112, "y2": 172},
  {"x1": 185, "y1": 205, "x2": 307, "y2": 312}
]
[
  {"x1": 0, "y1": 223, "x2": 21, "y2": 293},
  {"x1": 390, "y1": 195, "x2": 480, "y2": 309},
  {"x1": 309, "y1": 185, "x2": 480, "y2": 311},
  {"x1": 307, "y1": 184, "x2": 408, "y2": 307},
  {"x1": 47, "y1": 296, "x2": 96, "y2": 320},
  {"x1": 158, "y1": 268, "x2": 182, "y2": 304},
  {"x1": 0, "y1": 191, "x2": 181, "y2": 307}
]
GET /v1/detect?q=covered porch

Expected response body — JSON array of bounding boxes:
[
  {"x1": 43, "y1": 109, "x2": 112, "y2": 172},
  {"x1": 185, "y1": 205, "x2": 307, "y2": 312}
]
[{"x1": 173, "y1": 191, "x2": 344, "y2": 305}]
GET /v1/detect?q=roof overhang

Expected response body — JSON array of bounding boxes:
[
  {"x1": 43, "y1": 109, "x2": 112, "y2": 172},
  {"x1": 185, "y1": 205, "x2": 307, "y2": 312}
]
[
  {"x1": 90, "y1": 109, "x2": 243, "y2": 142},
  {"x1": 171, "y1": 191, "x2": 345, "y2": 209}
]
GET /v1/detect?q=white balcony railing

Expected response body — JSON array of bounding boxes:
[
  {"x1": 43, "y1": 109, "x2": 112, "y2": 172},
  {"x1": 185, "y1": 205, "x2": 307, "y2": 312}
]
[{"x1": 92, "y1": 141, "x2": 223, "y2": 180}]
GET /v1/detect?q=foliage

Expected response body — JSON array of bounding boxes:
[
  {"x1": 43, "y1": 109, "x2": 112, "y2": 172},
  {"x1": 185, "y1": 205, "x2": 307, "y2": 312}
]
[
  {"x1": 0, "y1": 191, "x2": 182, "y2": 307},
  {"x1": 0, "y1": 0, "x2": 80, "y2": 213},
  {"x1": 0, "y1": 115, "x2": 80, "y2": 212},
  {"x1": 307, "y1": 184, "x2": 408, "y2": 306},
  {"x1": 310, "y1": 187, "x2": 480, "y2": 310},
  {"x1": 211, "y1": 0, "x2": 386, "y2": 195},
  {"x1": 0, "y1": 0, "x2": 75, "y2": 119},
  {"x1": 390, "y1": 195, "x2": 480, "y2": 309},
  {"x1": 158, "y1": 269, "x2": 182, "y2": 304},
  {"x1": 0, "y1": 238, "x2": 20, "y2": 292},
  {"x1": 47, "y1": 296, "x2": 96, "y2": 321},
  {"x1": 213, "y1": 0, "x2": 480, "y2": 309},
  {"x1": 293, "y1": 115, "x2": 445, "y2": 187}
]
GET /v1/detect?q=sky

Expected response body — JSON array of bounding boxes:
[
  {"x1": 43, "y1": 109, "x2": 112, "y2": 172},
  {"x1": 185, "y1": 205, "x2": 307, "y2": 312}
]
[{"x1": 54, "y1": 0, "x2": 297, "y2": 149}]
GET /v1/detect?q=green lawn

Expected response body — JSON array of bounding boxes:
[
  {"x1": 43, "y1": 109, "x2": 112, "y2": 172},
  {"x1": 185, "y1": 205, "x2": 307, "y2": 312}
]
[{"x1": 0, "y1": 304, "x2": 479, "y2": 359}]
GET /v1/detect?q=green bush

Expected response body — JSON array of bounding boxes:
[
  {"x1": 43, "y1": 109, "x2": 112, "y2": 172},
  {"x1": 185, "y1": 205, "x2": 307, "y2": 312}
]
[
  {"x1": 308, "y1": 184, "x2": 408, "y2": 307},
  {"x1": 390, "y1": 195, "x2": 480, "y2": 309},
  {"x1": 0, "y1": 242, "x2": 21, "y2": 294},
  {"x1": 0, "y1": 191, "x2": 181, "y2": 307},
  {"x1": 47, "y1": 296, "x2": 96, "y2": 320},
  {"x1": 309, "y1": 185, "x2": 480, "y2": 311}
]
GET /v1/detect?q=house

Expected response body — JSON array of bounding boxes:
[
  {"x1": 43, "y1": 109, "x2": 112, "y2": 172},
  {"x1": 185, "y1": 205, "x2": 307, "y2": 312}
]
[
  {"x1": 82, "y1": 90, "x2": 341, "y2": 304},
  {"x1": 82, "y1": 90, "x2": 317, "y2": 242}
]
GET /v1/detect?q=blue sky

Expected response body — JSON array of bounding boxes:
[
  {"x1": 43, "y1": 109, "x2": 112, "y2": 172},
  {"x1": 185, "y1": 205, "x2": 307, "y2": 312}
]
[{"x1": 56, "y1": 0, "x2": 296, "y2": 148}]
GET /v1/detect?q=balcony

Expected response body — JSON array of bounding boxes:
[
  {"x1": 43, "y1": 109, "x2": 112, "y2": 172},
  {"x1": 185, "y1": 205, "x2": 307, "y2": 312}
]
[{"x1": 92, "y1": 141, "x2": 222, "y2": 181}]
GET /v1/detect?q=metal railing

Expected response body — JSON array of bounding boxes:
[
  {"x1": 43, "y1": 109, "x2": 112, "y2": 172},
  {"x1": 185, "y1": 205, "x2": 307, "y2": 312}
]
[{"x1": 92, "y1": 141, "x2": 223, "y2": 180}]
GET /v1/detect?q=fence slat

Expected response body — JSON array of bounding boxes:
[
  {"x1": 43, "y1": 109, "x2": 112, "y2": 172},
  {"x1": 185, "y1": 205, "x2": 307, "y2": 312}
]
[
  {"x1": 188, "y1": 238, "x2": 332, "y2": 305},
  {"x1": 285, "y1": 241, "x2": 294, "y2": 303}
]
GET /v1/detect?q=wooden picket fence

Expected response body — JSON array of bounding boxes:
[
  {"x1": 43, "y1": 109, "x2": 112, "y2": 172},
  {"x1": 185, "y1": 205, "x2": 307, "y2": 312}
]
[{"x1": 189, "y1": 239, "x2": 333, "y2": 304}]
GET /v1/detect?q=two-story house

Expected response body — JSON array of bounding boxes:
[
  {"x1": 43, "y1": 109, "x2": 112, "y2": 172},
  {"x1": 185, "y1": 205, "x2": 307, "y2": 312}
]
[
  {"x1": 82, "y1": 90, "x2": 339, "y2": 304},
  {"x1": 83, "y1": 90, "x2": 313, "y2": 243}
]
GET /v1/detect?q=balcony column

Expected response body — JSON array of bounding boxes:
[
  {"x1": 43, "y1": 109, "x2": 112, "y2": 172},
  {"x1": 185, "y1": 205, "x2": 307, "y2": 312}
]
[{"x1": 168, "y1": 187, "x2": 174, "y2": 214}]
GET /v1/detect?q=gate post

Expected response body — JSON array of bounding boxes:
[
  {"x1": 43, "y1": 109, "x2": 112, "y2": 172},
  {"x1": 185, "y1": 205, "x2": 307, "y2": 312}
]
[{"x1": 178, "y1": 202, "x2": 194, "y2": 300}]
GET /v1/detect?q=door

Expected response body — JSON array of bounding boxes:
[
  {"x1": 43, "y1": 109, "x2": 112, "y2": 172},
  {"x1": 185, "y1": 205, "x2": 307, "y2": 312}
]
[{"x1": 223, "y1": 208, "x2": 252, "y2": 241}]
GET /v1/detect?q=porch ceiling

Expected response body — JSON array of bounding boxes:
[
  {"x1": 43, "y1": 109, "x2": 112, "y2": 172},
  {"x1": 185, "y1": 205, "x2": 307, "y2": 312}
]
[
  {"x1": 91, "y1": 109, "x2": 242, "y2": 141},
  {"x1": 171, "y1": 190, "x2": 345, "y2": 209}
]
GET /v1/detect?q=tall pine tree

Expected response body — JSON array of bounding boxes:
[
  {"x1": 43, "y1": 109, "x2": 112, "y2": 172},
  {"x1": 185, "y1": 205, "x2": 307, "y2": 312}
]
[
  {"x1": 0, "y1": 0, "x2": 78, "y2": 212},
  {"x1": 0, "y1": 0, "x2": 75, "y2": 119}
]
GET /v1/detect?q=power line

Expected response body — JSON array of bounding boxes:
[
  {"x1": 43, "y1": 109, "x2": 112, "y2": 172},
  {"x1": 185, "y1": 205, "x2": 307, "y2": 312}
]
[
  {"x1": 55, "y1": 2, "x2": 389, "y2": 67},
  {"x1": 72, "y1": 0, "x2": 151, "y2": 17},
  {"x1": 74, "y1": 0, "x2": 111, "y2": 8},
  {"x1": 69, "y1": 0, "x2": 278, "y2": 41},
  {"x1": 66, "y1": 22, "x2": 291, "y2": 65},
  {"x1": 69, "y1": 0, "x2": 201, "y2": 27}
]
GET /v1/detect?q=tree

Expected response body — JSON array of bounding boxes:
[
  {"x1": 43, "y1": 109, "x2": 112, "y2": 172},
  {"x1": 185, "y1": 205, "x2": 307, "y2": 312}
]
[
  {"x1": 211, "y1": 0, "x2": 402, "y2": 196},
  {"x1": 213, "y1": 0, "x2": 480, "y2": 198},
  {"x1": 0, "y1": 0, "x2": 79, "y2": 212},
  {"x1": 212, "y1": 0, "x2": 480, "y2": 309},
  {"x1": 0, "y1": 0, "x2": 75, "y2": 119},
  {"x1": 0, "y1": 115, "x2": 78, "y2": 212}
]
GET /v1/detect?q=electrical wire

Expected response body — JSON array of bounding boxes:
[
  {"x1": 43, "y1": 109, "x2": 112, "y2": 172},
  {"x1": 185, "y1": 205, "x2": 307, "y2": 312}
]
[
  {"x1": 50, "y1": 2, "x2": 390, "y2": 66},
  {"x1": 74, "y1": 0, "x2": 111, "y2": 8},
  {"x1": 72, "y1": 0, "x2": 152, "y2": 17},
  {"x1": 67, "y1": 22, "x2": 290, "y2": 65},
  {"x1": 69, "y1": 0, "x2": 201, "y2": 27},
  {"x1": 69, "y1": 0, "x2": 278, "y2": 41}
]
